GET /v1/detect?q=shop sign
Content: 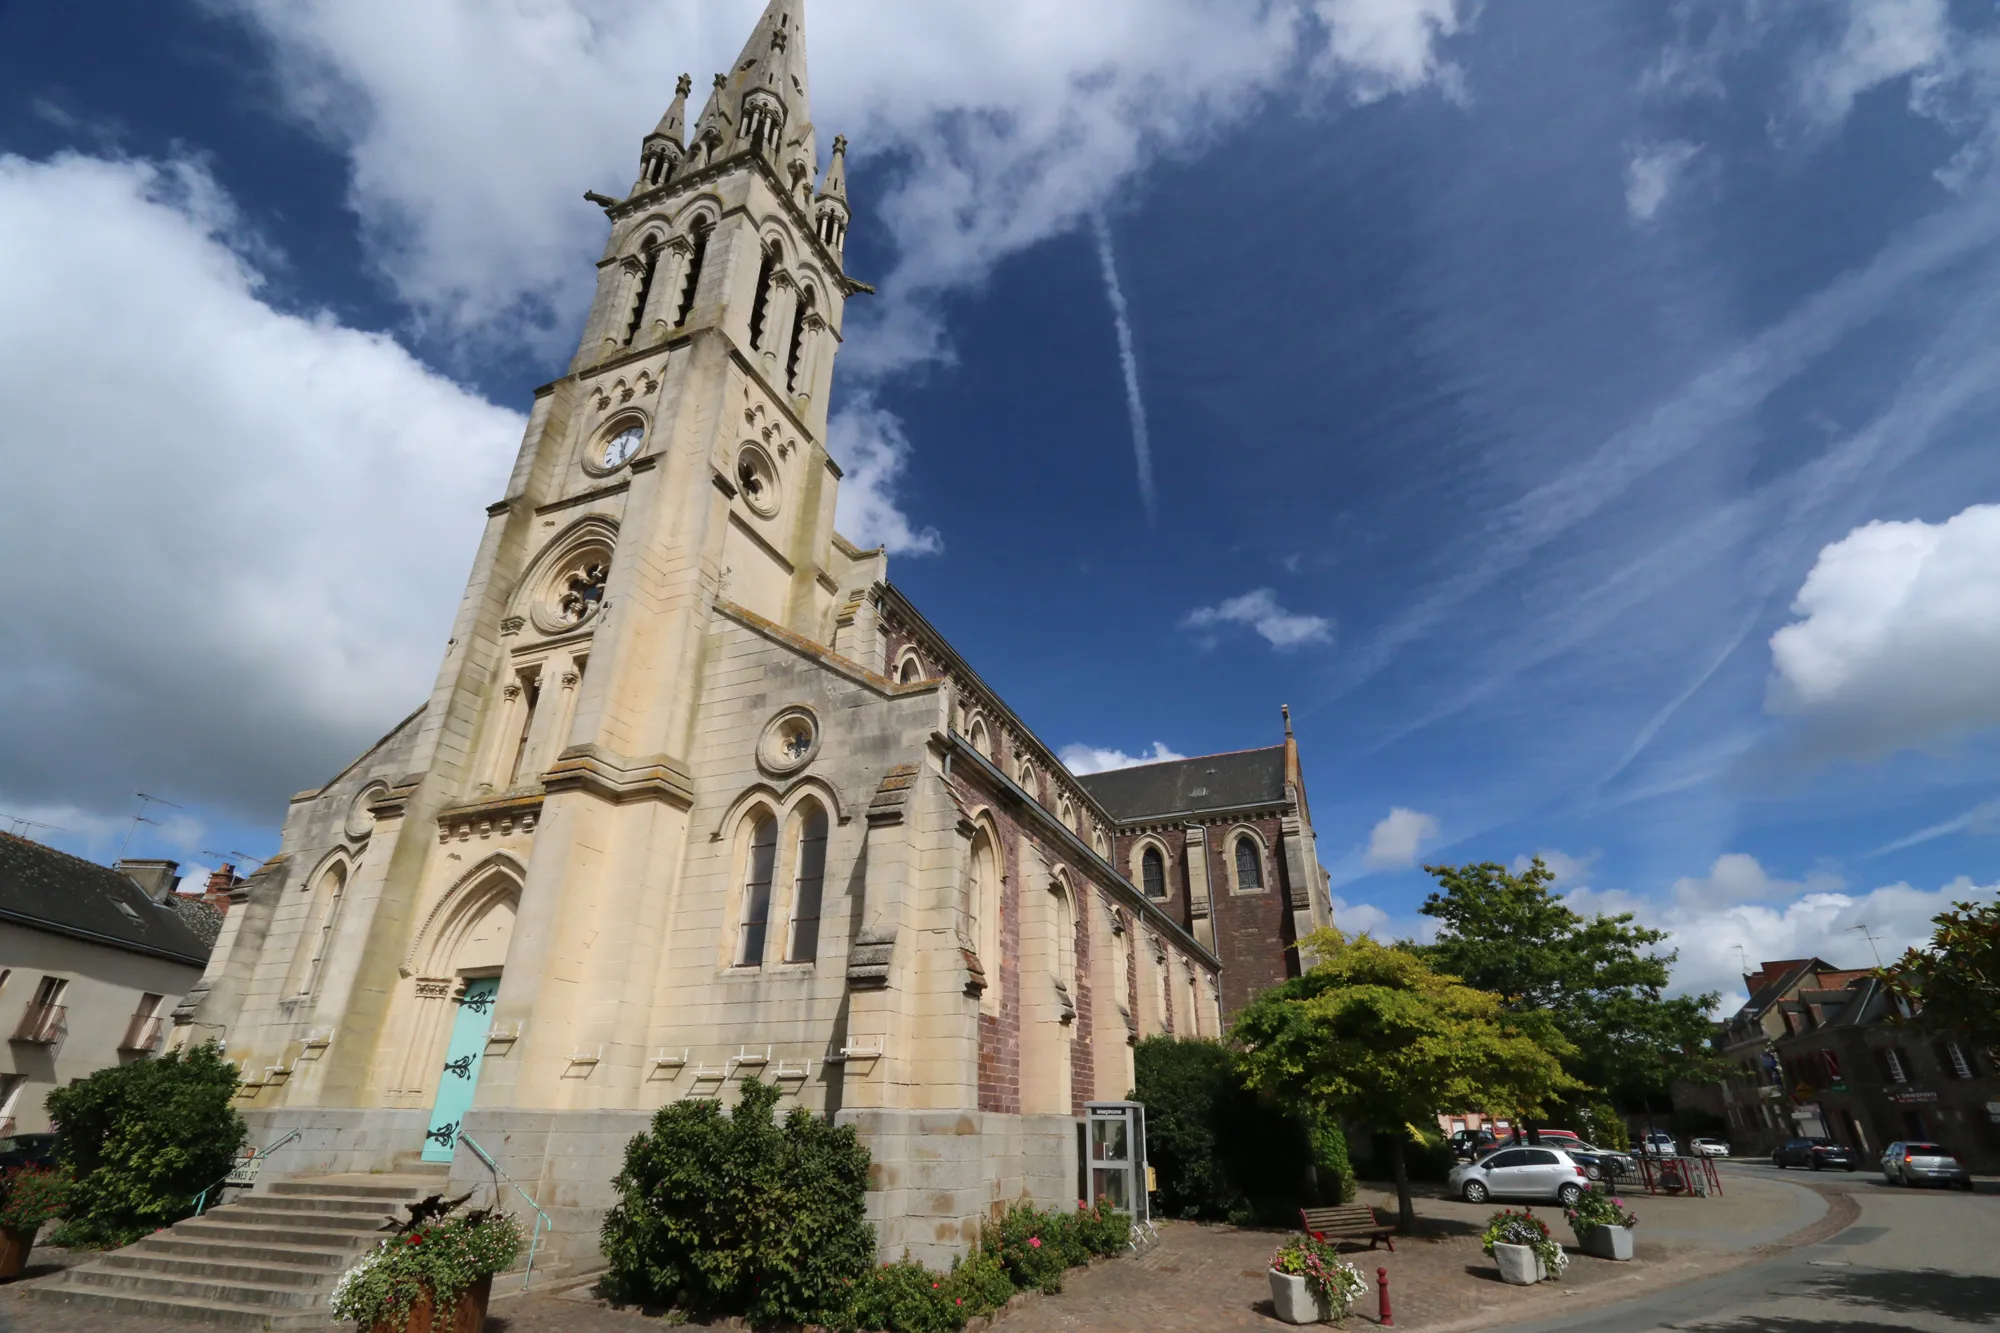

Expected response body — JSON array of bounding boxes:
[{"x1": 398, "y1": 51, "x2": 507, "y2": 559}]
[{"x1": 1886, "y1": 1089, "x2": 1938, "y2": 1105}]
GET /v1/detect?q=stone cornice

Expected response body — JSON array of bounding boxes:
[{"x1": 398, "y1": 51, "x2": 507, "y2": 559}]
[{"x1": 541, "y1": 744, "x2": 694, "y2": 809}]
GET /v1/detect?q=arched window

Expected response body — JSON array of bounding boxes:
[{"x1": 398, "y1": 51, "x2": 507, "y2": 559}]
[
  {"x1": 1054, "y1": 877, "x2": 1077, "y2": 995},
  {"x1": 969, "y1": 718, "x2": 992, "y2": 758},
  {"x1": 624, "y1": 238, "x2": 660, "y2": 345},
  {"x1": 898, "y1": 655, "x2": 922, "y2": 684},
  {"x1": 747, "y1": 244, "x2": 778, "y2": 350},
  {"x1": 786, "y1": 803, "x2": 829, "y2": 963},
  {"x1": 1059, "y1": 799, "x2": 1077, "y2": 833},
  {"x1": 968, "y1": 826, "x2": 1002, "y2": 1015},
  {"x1": 736, "y1": 812, "x2": 778, "y2": 966},
  {"x1": 1141, "y1": 847, "x2": 1166, "y2": 900},
  {"x1": 674, "y1": 218, "x2": 712, "y2": 327},
  {"x1": 1016, "y1": 759, "x2": 1036, "y2": 794},
  {"x1": 1235, "y1": 835, "x2": 1264, "y2": 891},
  {"x1": 786, "y1": 286, "x2": 816, "y2": 391},
  {"x1": 289, "y1": 861, "x2": 349, "y2": 998}
]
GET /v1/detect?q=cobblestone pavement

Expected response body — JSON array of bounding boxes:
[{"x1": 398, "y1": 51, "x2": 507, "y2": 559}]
[{"x1": 0, "y1": 1173, "x2": 1840, "y2": 1333}]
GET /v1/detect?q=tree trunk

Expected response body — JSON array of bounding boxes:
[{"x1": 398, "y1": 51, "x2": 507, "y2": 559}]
[{"x1": 1389, "y1": 1135, "x2": 1415, "y2": 1233}]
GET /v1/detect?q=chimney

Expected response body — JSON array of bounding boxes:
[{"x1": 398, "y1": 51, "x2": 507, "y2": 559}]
[
  {"x1": 200, "y1": 863, "x2": 240, "y2": 916},
  {"x1": 115, "y1": 858, "x2": 182, "y2": 903}
]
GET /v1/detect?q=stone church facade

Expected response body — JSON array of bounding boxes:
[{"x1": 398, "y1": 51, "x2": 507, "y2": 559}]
[{"x1": 175, "y1": 0, "x2": 1329, "y2": 1272}]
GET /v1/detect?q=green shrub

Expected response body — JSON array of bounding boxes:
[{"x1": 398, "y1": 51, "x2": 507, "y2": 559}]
[
  {"x1": 946, "y1": 1250, "x2": 1017, "y2": 1317},
  {"x1": 599, "y1": 1078, "x2": 874, "y2": 1324},
  {"x1": 979, "y1": 1203, "x2": 1071, "y2": 1295},
  {"x1": 1071, "y1": 1196, "x2": 1131, "y2": 1257},
  {"x1": 1571, "y1": 1104, "x2": 1630, "y2": 1150},
  {"x1": 45, "y1": 1041, "x2": 245, "y2": 1248},
  {"x1": 1307, "y1": 1114, "x2": 1357, "y2": 1205},
  {"x1": 1133, "y1": 1037, "x2": 1321, "y2": 1221}
]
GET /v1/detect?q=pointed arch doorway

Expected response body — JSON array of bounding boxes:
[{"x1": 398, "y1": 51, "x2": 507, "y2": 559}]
[{"x1": 407, "y1": 859, "x2": 521, "y2": 1163}]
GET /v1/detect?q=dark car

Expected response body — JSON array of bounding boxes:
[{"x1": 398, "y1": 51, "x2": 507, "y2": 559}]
[
  {"x1": 0, "y1": 1133, "x2": 58, "y2": 1171},
  {"x1": 1773, "y1": 1136, "x2": 1857, "y2": 1171},
  {"x1": 1450, "y1": 1129, "x2": 1498, "y2": 1160},
  {"x1": 1567, "y1": 1142, "x2": 1639, "y2": 1182}
]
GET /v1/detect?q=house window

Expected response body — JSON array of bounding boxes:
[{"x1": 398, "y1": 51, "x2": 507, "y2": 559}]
[
  {"x1": 736, "y1": 813, "x2": 778, "y2": 966},
  {"x1": 120, "y1": 994, "x2": 165, "y2": 1053},
  {"x1": 786, "y1": 805, "x2": 829, "y2": 963},
  {"x1": 1234, "y1": 836, "x2": 1264, "y2": 891},
  {"x1": 1141, "y1": 847, "x2": 1166, "y2": 900}
]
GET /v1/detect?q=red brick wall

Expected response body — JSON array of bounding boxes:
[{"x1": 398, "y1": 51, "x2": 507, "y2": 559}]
[{"x1": 1201, "y1": 815, "x2": 1295, "y2": 1018}]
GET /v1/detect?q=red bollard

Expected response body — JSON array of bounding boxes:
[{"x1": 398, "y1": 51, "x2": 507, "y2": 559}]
[{"x1": 1378, "y1": 1266, "x2": 1394, "y2": 1326}]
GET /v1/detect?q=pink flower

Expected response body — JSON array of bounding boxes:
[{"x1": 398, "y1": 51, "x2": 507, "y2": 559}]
[{"x1": 1029, "y1": 1237, "x2": 1042, "y2": 1249}]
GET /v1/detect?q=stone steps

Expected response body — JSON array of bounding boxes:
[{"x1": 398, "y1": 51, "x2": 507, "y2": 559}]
[{"x1": 23, "y1": 1174, "x2": 444, "y2": 1325}]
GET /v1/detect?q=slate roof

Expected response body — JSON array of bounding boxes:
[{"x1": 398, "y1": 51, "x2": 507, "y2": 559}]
[
  {"x1": 0, "y1": 833, "x2": 213, "y2": 967},
  {"x1": 1075, "y1": 746, "x2": 1289, "y2": 824}
]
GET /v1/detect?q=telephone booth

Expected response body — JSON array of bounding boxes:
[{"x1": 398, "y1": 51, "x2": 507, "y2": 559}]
[{"x1": 1082, "y1": 1101, "x2": 1149, "y2": 1226}]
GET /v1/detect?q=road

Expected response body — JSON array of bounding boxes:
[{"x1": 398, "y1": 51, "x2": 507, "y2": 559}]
[{"x1": 1486, "y1": 1159, "x2": 1999, "y2": 1333}]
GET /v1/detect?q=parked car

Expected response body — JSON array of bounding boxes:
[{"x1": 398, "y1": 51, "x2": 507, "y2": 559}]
[
  {"x1": 1638, "y1": 1132, "x2": 1679, "y2": 1157},
  {"x1": 1567, "y1": 1142, "x2": 1639, "y2": 1181},
  {"x1": 1449, "y1": 1129, "x2": 1498, "y2": 1160},
  {"x1": 0, "y1": 1133, "x2": 58, "y2": 1171},
  {"x1": 1448, "y1": 1146, "x2": 1590, "y2": 1207},
  {"x1": 1772, "y1": 1137, "x2": 1857, "y2": 1171},
  {"x1": 1689, "y1": 1137, "x2": 1732, "y2": 1158},
  {"x1": 1880, "y1": 1142, "x2": 1973, "y2": 1190}
]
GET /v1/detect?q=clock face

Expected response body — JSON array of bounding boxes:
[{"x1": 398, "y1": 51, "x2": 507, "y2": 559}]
[{"x1": 602, "y1": 425, "x2": 644, "y2": 469}]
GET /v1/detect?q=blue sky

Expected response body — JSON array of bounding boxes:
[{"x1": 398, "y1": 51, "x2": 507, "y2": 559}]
[{"x1": 3, "y1": 0, "x2": 1998, "y2": 1008}]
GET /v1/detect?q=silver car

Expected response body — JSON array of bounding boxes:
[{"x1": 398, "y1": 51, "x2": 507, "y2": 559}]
[
  {"x1": 1881, "y1": 1141, "x2": 1973, "y2": 1190},
  {"x1": 1449, "y1": 1145, "x2": 1590, "y2": 1207}
]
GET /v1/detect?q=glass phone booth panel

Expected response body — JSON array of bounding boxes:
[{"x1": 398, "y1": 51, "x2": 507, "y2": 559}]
[{"x1": 1084, "y1": 1101, "x2": 1148, "y2": 1226}]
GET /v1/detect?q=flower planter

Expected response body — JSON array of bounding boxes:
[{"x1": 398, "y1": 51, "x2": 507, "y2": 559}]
[
  {"x1": 0, "y1": 1226, "x2": 34, "y2": 1281},
  {"x1": 1493, "y1": 1242, "x2": 1547, "y2": 1286},
  {"x1": 1268, "y1": 1268, "x2": 1332, "y2": 1324},
  {"x1": 1579, "y1": 1225, "x2": 1634, "y2": 1261},
  {"x1": 369, "y1": 1273, "x2": 493, "y2": 1333}
]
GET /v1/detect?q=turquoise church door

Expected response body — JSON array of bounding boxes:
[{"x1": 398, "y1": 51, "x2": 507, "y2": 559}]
[{"x1": 422, "y1": 976, "x2": 499, "y2": 1163}]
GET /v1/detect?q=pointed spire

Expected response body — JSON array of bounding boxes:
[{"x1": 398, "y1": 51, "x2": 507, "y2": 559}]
[
  {"x1": 817, "y1": 134, "x2": 849, "y2": 206},
  {"x1": 717, "y1": 0, "x2": 813, "y2": 160},
  {"x1": 651, "y1": 72, "x2": 692, "y2": 148}
]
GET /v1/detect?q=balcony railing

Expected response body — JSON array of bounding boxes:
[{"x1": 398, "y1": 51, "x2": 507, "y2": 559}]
[
  {"x1": 12, "y1": 1003, "x2": 67, "y2": 1045},
  {"x1": 119, "y1": 1014, "x2": 165, "y2": 1054}
]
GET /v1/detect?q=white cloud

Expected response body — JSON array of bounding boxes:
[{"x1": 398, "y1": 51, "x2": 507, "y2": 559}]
[
  {"x1": 1624, "y1": 140, "x2": 1701, "y2": 221},
  {"x1": 1058, "y1": 741, "x2": 1187, "y2": 775},
  {"x1": 202, "y1": 0, "x2": 1471, "y2": 367},
  {"x1": 1329, "y1": 894, "x2": 1438, "y2": 942},
  {"x1": 1569, "y1": 854, "x2": 1992, "y2": 1011},
  {"x1": 1766, "y1": 504, "x2": 2000, "y2": 758},
  {"x1": 1182, "y1": 588, "x2": 1333, "y2": 649},
  {"x1": 1872, "y1": 795, "x2": 2000, "y2": 854},
  {"x1": 1363, "y1": 806, "x2": 1440, "y2": 868},
  {"x1": 0, "y1": 152, "x2": 520, "y2": 822},
  {"x1": 1510, "y1": 848, "x2": 1598, "y2": 887},
  {"x1": 826, "y1": 395, "x2": 942, "y2": 555},
  {"x1": 1795, "y1": 0, "x2": 1951, "y2": 128}
]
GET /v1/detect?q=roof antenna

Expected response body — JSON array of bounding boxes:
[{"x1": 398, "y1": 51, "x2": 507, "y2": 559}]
[
  {"x1": 118, "y1": 791, "x2": 183, "y2": 860},
  {"x1": 1848, "y1": 922, "x2": 1884, "y2": 969}
]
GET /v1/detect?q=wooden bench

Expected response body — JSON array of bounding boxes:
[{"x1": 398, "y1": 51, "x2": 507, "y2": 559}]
[{"x1": 1299, "y1": 1204, "x2": 1396, "y2": 1252}]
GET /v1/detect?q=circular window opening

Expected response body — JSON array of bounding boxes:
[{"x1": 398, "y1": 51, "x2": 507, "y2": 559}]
[
  {"x1": 345, "y1": 782, "x2": 388, "y2": 841},
  {"x1": 758, "y1": 706, "x2": 821, "y2": 775},
  {"x1": 532, "y1": 545, "x2": 614, "y2": 634},
  {"x1": 736, "y1": 443, "x2": 780, "y2": 517}
]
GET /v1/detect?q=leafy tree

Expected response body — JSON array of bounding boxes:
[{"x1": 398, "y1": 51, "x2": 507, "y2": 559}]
[
  {"x1": 45, "y1": 1041, "x2": 246, "y2": 1247},
  {"x1": 1418, "y1": 859, "x2": 1719, "y2": 1114},
  {"x1": 1882, "y1": 895, "x2": 2000, "y2": 1048},
  {"x1": 1233, "y1": 930, "x2": 1579, "y2": 1231}
]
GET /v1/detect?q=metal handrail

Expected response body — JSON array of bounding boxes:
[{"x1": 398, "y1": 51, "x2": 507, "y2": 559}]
[
  {"x1": 193, "y1": 1127, "x2": 303, "y2": 1215},
  {"x1": 460, "y1": 1134, "x2": 551, "y2": 1291}
]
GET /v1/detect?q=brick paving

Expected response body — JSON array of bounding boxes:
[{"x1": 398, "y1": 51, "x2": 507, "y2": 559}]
[{"x1": 0, "y1": 1173, "x2": 1845, "y2": 1333}]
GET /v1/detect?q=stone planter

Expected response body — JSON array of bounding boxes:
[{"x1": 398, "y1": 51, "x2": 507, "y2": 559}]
[
  {"x1": 370, "y1": 1273, "x2": 493, "y2": 1333},
  {"x1": 1493, "y1": 1242, "x2": 1547, "y2": 1286},
  {"x1": 0, "y1": 1226, "x2": 34, "y2": 1281},
  {"x1": 1269, "y1": 1268, "x2": 1332, "y2": 1324},
  {"x1": 1579, "y1": 1225, "x2": 1634, "y2": 1261}
]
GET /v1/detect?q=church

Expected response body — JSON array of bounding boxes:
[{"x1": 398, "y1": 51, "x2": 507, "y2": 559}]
[{"x1": 175, "y1": 0, "x2": 1333, "y2": 1271}]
